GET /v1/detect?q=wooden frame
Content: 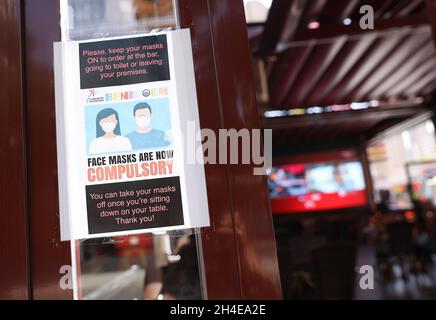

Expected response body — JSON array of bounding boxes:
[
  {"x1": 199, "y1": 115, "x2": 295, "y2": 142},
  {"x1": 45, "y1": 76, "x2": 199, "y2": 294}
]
[{"x1": 0, "y1": 0, "x2": 30, "y2": 300}]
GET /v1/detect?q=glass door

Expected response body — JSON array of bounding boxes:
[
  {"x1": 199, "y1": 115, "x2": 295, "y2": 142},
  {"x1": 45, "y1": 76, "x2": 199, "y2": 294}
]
[
  {"x1": 75, "y1": 230, "x2": 205, "y2": 300},
  {"x1": 60, "y1": 0, "x2": 206, "y2": 300}
]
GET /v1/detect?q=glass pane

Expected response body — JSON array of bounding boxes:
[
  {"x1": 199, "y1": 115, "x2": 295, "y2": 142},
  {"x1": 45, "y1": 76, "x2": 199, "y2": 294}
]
[
  {"x1": 63, "y1": 0, "x2": 177, "y2": 40},
  {"x1": 76, "y1": 230, "x2": 204, "y2": 300},
  {"x1": 61, "y1": 0, "x2": 206, "y2": 300},
  {"x1": 243, "y1": 0, "x2": 272, "y2": 24}
]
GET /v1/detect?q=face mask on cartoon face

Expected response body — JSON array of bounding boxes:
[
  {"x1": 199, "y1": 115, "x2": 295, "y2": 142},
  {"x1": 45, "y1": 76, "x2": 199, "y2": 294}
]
[
  {"x1": 136, "y1": 116, "x2": 151, "y2": 128},
  {"x1": 100, "y1": 121, "x2": 117, "y2": 133}
]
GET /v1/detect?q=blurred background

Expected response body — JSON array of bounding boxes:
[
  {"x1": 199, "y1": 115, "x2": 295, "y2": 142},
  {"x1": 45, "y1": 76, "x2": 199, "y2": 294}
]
[
  {"x1": 64, "y1": 0, "x2": 436, "y2": 300},
  {"x1": 247, "y1": 0, "x2": 436, "y2": 299}
]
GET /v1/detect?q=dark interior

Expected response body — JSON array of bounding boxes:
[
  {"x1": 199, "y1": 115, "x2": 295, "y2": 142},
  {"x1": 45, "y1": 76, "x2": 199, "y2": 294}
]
[{"x1": 248, "y1": 0, "x2": 436, "y2": 299}]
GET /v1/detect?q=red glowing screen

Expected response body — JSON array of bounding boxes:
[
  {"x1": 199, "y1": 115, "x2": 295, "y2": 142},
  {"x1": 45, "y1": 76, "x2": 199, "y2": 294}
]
[{"x1": 268, "y1": 152, "x2": 367, "y2": 214}]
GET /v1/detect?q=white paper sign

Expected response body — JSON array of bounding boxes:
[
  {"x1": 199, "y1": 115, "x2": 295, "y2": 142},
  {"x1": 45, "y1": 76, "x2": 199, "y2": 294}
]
[{"x1": 54, "y1": 29, "x2": 210, "y2": 240}]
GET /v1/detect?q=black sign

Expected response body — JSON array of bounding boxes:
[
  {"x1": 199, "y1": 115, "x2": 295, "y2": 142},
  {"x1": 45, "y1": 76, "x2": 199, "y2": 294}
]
[
  {"x1": 86, "y1": 176, "x2": 184, "y2": 234},
  {"x1": 79, "y1": 35, "x2": 170, "y2": 89}
]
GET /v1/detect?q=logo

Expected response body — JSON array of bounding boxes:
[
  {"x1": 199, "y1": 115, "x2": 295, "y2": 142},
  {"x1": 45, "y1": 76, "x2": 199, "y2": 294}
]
[
  {"x1": 86, "y1": 87, "x2": 169, "y2": 104},
  {"x1": 86, "y1": 89, "x2": 104, "y2": 103},
  {"x1": 105, "y1": 91, "x2": 139, "y2": 102},
  {"x1": 142, "y1": 89, "x2": 150, "y2": 97},
  {"x1": 142, "y1": 87, "x2": 168, "y2": 98}
]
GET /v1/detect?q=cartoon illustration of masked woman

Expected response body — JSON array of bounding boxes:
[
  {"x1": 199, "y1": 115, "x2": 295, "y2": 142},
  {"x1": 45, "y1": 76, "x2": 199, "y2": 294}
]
[{"x1": 89, "y1": 108, "x2": 132, "y2": 155}]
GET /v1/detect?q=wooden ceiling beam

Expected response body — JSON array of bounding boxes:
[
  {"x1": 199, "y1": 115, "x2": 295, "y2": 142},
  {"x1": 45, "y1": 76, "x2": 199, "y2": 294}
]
[
  {"x1": 387, "y1": 59, "x2": 436, "y2": 97},
  {"x1": 313, "y1": 35, "x2": 377, "y2": 104},
  {"x1": 340, "y1": 0, "x2": 361, "y2": 20},
  {"x1": 298, "y1": 37, "x2": 347, "y2": 106},
  {"x1": 332, "y1": 35, "x2": 403, "y2": 104},
  {"x1": 263, "y1": 105, "x2": 425, "y2": 130},
  {"x1": 398, "y1": 0, "x2": 424, "y2": 16},
  {"x1": 426, "y1": 0, "x2": 436, "y2": 53},
  {"x1": 370, "y1": 41, "x2": 434, "y2": 99},
  {"x1": 257, "y1": 0, "x2": 295, "y2": 57},
  {"x1": 271, "y1": 44, "x2": 315, "y2": 106},
  {"x1": 279, "y1": 0, "x2": 308, "y2": 45},
  {"x1": 405, "y1": 71, "x2": 436, "y2": 96},
  {"x1": 353, "y1": 34, "x2": 430, "y2": 101},
  {"x1": 293, "y1": 13, "x2": 429, "y2": 43}
]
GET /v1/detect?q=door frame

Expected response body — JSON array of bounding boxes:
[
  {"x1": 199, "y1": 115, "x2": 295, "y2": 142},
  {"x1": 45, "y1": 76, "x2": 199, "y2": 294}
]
[
  {"x1": 2, "y1": 0, "x2": 282, "y2": 300},
  {"x1": 0, "y1": 0, "x2": 30, "y2": 300}
]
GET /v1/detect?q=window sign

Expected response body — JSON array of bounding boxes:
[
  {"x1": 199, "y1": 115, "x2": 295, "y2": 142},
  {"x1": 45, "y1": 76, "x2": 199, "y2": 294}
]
[{"x1": 54, "y1": 29, "x2": 210, "y2": 240}]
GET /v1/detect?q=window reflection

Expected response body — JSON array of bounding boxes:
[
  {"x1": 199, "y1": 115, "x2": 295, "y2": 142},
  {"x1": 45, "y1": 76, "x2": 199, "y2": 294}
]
[
  {"x1": 78, "y1": 230, "x2": 202, "y2": 300},
  {"x1": 66, "y1": 0, "x2": 177, "y2": 40},
  {"x1": 64, "y1": 0, "x2": 203, "y2": 301},
  {"x1": 133, "y1": 0, "x2": 174, "y2": 19}
]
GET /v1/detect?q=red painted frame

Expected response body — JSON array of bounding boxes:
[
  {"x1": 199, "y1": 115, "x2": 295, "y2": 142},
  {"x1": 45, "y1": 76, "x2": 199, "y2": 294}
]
[{"x1": 0, "y1": 0, "x2": 29, "y2": 300}]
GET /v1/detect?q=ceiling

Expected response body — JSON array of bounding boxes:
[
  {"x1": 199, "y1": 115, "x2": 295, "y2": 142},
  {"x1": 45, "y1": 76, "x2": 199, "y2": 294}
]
[
  {"x1": 266, "y1": 102, "x2": 425, "y2": 144},
  {"x1": 248, "y1": 0, "x2": 436, "y2": 143}
]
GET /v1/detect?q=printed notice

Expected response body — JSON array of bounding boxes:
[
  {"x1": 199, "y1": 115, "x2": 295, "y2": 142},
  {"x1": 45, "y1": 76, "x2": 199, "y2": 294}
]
[
  {"x1": 54, "y1": 29, "x2": 209, "y2": 241},
  {"x1": 79, "y1": 35, "x2": 170, "y2": 89},
  {"x1": 86, "y1": 177, "x2": 184, "y2": 234}
]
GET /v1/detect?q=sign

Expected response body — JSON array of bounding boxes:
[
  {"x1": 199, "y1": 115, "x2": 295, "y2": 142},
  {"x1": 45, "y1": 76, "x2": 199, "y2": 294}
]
[{"x1": 54, "y1": 29, "x2": 209, "y2": 240}]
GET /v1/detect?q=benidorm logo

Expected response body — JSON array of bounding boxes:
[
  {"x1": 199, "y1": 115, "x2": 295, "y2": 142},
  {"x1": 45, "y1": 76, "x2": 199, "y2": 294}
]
[
  {"x1": 142, "y1": 87, "x2": 168, "y2": 98},
  {"x1": 103, "y1": 87, "x2": 168, "y2": 102},
  {"x1": 105, "y1": 91, "x2": 140, "y2": 102}
]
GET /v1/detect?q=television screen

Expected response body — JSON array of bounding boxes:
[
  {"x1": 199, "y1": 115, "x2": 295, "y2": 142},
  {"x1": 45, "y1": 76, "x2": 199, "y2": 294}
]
[{"x1": 268, "y1": 160, "x2": 367, "y2": 214}]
